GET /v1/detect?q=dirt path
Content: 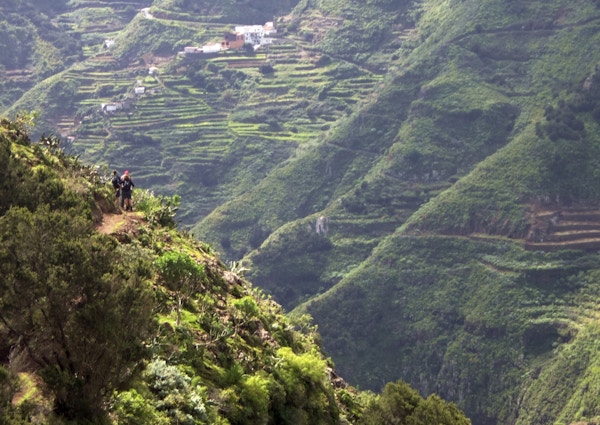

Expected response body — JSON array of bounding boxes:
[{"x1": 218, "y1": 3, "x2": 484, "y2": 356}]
[{"x1": 96, "y1": 211, "x2": 143, "y2": 236}]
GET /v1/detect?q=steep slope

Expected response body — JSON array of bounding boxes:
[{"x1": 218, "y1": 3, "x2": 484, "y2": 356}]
[
  {"x1": 0, "y1": 118, "x2": 471, "y2": 424},
  {"x1": 150, "y1": 0, "x2": 299, "y2": 24},
  {"x1": 6, "y1": 0, "x2": 600, "y2": 424},
  {"x1": 0, "y1": 117, "x2": 343, "y2": 423},
  {"x1": 195, "y1": 0, "x2": 600, "y2": 424},
  {"x1": 2, "y1": 0, "x2": 393, "y2": 228}
]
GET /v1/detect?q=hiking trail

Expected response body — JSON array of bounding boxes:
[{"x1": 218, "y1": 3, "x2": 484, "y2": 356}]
[{"x1": 96, "y1": 211, "x2": 143, "y2": 237}]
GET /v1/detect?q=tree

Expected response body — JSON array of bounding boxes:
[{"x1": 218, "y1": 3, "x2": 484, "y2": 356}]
[
  {"x1": 358, "y1": 380, "x2": 471, "y2": 425},
  {"x1": 359, "y1": 380, "x2": 422, "y2": 424},
  {"x1": 407, "y1": 394, "x2": 471, "y2": 425},
  {"x1": 154, "y1": 251, "x2": 206, "y2": 326},
  {"x1": 0, "y1": 205, "x2": 156, "y2": 420}
]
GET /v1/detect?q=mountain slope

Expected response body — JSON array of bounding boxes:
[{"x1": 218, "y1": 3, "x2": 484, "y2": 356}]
[
  {"x1": 0, "y1": 117, "x2": 471, "y2": 424},
  {"x1": 2, "y1": 0, "x2": 396, "y2": 228},
  {"x1": 195, "y1": 0, "x2": 600, "y2": 424},
  {"x1": 5, "y1": 0, "x2": 600, "y2": 424}
]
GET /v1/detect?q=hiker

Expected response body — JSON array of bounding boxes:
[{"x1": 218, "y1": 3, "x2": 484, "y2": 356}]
[
  {"x1": 119, "y1": 170, "x2": 130, "y2": 208},
  {"x1": 111, "y1": 170, "x2": 122, "y2": 206},
  {"x1": 121, "y1": 172, "x2": 135, "y2": 212}
]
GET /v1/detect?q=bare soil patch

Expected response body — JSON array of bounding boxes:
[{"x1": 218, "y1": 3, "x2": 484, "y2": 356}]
[{"x1": 96, "y1": 211, "x2": 145, "y2": 241}]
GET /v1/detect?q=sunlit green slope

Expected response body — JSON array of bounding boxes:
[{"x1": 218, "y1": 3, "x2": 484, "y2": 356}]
[
  {"x1": 6, "y1": 0, "x2": 600, "y2": 423},
  {"x1": 197, "y1": 0, "x2": 600, "y2": 424},
  {"x1": 0, "y1": 117, "x2": 471, "y2": 424}
]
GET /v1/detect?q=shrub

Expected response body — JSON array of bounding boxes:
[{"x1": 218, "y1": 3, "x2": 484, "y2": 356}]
[
  {"x1": 240, "y1": 373, "x2": 272, "y2": 422},
  {"x1": 0, "y1": 206, "x2": 156, "y2": 420},
  {"x1": 111, "y1": 389, "x2": 169, "y2": 425},
  {"x1": 259, "y1": 63, "x2": 275, "y2": 75},
  {"x1": 154, "y1": 250, "x2": 206, "y2": 326},
  {"x1": 144, "y1": 359, "x2": 208, "y2": 424},
  {"x1": 134, "y1": 190, "x2": 181, "y2": 228},
  {"x1": 0, "y1": 366, "x2": 30, "y2": 424},
  {"x1": 276, "y1": 347, "x2": 327, "y2": 385}
]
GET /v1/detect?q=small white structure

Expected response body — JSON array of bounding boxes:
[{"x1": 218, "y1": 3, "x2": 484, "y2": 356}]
[
  {"x1": 134, "y1": 87, "x2": 145, "y2": 95},
  {"x1": 183, "y1": 46, "x2": 202, "y2": 54},
  {"x1": 202, "y1": 43, "x2": 221, "y2": 53},
  {"x1": 102, "y1": 102, "x2": 123, "y2": 113},
  {"x1": 148, "y1": 66, "x2": 159, "y2": 75},
  {"x1": 104, "y1": 39, "x2": 115, "y2": 49},
  {"x1": 141, "y1": 7, "x2": 154, "y2": 19},
  {"x1": 315, "y1": 216, "x2": 329, "y2": 236}
]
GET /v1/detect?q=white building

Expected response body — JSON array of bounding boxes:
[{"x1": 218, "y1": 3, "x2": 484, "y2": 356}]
[
  {"x1": 234, "y1": 22, "x2": 277, "y2": 47},
  {"x1": 102, "y1": 103, "x2": 120, "y2": 113},
  {"x1": 202, "y1": 43, "x2": 222, "y2": 53}
]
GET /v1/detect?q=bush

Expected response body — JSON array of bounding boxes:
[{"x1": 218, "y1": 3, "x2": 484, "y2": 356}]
[
  {"x1": 0, "y1": 205, "x2": 156, "y2": 420},
  {"x1": 144, "y1": 359, "x2": 208, "y2": 424},
  {"x1": 276, "y1": 347, "x2": 327, "y2": 386},
  {"x1": 111, "y1": 390, "x2": 169, "y2": 425},
  {"x1": 359, "y1": 381, "x2": 471, "y2": 425},
  {"x1": 134, "y1": 190, "x2": 181, "y2": 228},
  {"x1": 154, "y1": 250, "x2": 206, "y2": 326},
  {"x1": 0, "y1": 366, "x2": 29, "y2": 424},
  {"x1": 233, "y1": 296, "x2": 260, "y2": 320},
  {"x1": 239, "y1": 373, "x2": 272, "y2": 423},
  {"x1": 259, "y1": 63, "x2": 275, "y2": 75}
]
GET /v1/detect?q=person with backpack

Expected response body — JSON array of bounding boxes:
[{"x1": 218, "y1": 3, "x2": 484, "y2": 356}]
[
  {"x1": 120, "y1": 170, "x2": 130, "y2": 207},
  {"x1": 121, "y1": 172, "x2": 135, "y2": 211},
  {"x1": 111, "y1": 170, "x2": 122, "y2": 207}
]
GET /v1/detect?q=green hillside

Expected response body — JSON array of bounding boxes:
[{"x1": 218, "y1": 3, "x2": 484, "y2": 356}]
[
  {"x1": 0, "y1": 118, "x2": 470, "y2": 424},
  {"x1": 2, "y1": 0, "x2": 393, "y2": 226},
  {"x1": 5, "y1": 0, "x2": 600, "y2": 424},
  {"x1": 197, "y1": 0, "x2": 600, "y2": 424}
]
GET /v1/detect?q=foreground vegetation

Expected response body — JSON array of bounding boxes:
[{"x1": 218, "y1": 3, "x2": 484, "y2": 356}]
[{"x1": 0, "y1": 117, "x2": 470, "y2": 424}]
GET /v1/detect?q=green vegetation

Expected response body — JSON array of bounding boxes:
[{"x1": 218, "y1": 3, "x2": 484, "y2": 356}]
[
  {"x1": 195, "y1": 0, "x2": 600, "y2": 423},
  {"x1": 154, "y1": 250, "x2": 206, "y2": 325},
  {"x1": 1, "y1": 0, "x2": 390, "y2": 229},
  {"x1": 358, "y1": 381, "x2": 471, "y2": 425},
  {"x1": 0, "y1": 118, "x2": 470, "y2": 424},
  {"x1": 151, "y1": 0, "x2": 298, "y2": 24},
  {"x1": 298, "y1": 235, "x2": 600, "y2": 423},
  {"x1": 0, "y1": 205, "x2": 155, "y2": 419},
  {"x1": 6, "y1": 0, "x2": 600, "y2": 424}
]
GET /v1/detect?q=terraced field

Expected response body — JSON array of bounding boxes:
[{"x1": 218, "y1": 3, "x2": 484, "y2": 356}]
[
  {"x1": 526, "y1": 208, "x2": 600, "y2": 252},
  {"x1": 34, "y1": 5, "x2": 389, "y2": 225}
]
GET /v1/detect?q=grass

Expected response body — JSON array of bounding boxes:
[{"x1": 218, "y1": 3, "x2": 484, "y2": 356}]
[{"x1": 13, "y1": 372, "x2": 49, "y2": 409}]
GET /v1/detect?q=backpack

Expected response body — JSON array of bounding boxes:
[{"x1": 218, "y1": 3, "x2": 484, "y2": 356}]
[
  {"x1": 112, "y1": 175, "x2": 121, "y2": 189},
  {"x1": 122, "y1": 180, "x2": 133, "y2": 192}
]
